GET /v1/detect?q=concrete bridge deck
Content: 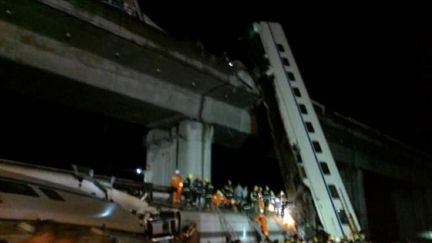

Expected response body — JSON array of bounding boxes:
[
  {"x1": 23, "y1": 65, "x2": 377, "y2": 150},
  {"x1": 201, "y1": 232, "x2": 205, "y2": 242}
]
[{"x1": 0, "y1": 0, "x2": 258, "y2": 146}]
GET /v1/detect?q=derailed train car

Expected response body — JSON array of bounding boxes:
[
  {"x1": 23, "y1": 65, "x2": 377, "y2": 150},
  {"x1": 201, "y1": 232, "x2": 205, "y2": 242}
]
[
  {"x1": 0, "y1": 167, "x2": 179, "y2": 242},
  {"x1": 0, "y1": 160, "x2": 289, "y2": 243}
]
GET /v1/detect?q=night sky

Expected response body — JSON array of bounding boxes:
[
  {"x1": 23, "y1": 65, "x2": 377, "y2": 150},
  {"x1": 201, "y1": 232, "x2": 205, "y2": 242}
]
[{"x1": 141, "y1": 1, "x2": 432, "y2": 152}]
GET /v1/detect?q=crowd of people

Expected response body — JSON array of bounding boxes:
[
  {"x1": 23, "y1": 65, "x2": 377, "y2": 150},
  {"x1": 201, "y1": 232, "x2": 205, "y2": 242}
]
[
  {"x1": 169, "y1": 170, "x2": 291, "y2": 218},
  {"x1": 139, "y1": 168, "x2": 366, "y2": 242},
  {"x1": 167, "y1": 171, "x2": 296, "y2": 241}
]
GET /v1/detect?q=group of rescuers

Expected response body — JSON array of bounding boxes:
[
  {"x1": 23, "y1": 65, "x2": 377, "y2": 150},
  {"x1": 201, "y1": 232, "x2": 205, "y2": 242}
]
[
  {"x1": 143, "y1": 166, "x2": 364, "y2": 242},
  {"x1": 169, "y1": 170, "x2": 288, "y2": 213},
  {"x1": 168, "y1": 169, "x2": 291, "y2": 240}
]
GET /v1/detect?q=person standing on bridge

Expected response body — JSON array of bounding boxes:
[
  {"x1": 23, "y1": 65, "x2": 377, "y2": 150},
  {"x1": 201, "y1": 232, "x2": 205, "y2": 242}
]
[
  {"x1": 263, "y1": 185, "x2": 271, "y2": 213},
  {"x1": 183, "y1": 174, "x2": 193, "y2": 208},
  {"x1": 255, "y1": 213, "x2": 270, "y2": 240},
  {"x1": 223, "y1": 180, "x2": 234, "y2": 208},
  {"x1": 250, "y1": 185, "x2": 259, "y2": 214},
  {"x1": 192, "y1": 177, "x2": 203, "y2": 208},
  {"x1": 234, "y1": 183, "x2": 243, "y2": 206},
  {"x1": 170, "y1": 169, "x2": 183, "y2": 207},
  {"x1": 203, "y1": 178, "x2": 214, "y2": 210},
  {"x1": 143, "y1": 164, "x2": 153, "y2": 202},
  {"x1": 258, "y1": 187, "x2": 265, "y2": 214}
]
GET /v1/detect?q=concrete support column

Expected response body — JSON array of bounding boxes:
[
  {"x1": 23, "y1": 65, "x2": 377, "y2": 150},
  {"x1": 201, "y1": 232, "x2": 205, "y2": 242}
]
[{"x1": 145, "y1": 120, "x2": 213, "y2": 186}]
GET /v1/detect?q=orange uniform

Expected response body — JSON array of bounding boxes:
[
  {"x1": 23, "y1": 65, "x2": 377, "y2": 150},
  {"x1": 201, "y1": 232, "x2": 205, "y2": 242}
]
[
  {"x1": 212, "y1": 192, "x2": 227, "y2": 207},
  {"x1": 255, "y1": 213, "x2": 269, "y2": 237},
  {"x1": 171, "y1": 174, "x2": 183, "y2": 205}
]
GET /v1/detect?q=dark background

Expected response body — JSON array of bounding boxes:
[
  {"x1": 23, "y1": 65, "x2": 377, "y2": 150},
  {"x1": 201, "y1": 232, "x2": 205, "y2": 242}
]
[{"x1": 141, "y1": 1, "x2": 432, "y2": 152}]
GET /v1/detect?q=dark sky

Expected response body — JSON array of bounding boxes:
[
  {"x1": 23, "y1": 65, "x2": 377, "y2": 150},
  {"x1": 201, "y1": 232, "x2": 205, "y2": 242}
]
[{"x1": 141, "y1": 1, "x2": 432, "y2": 151}]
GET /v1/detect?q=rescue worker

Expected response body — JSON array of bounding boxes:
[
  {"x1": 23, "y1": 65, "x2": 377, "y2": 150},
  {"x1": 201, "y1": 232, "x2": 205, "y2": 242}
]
[
  {"x1": 234, "y1": 183, "x2": 243, "y2": 206},
  {"x1": 223, "y1": 180, "x2": 234, "y2": 208},
  {"x1": 183, "y1": 174, "x2": 193, "y2": 207},
  {"x1": 203, "y1": 178, "x2": 214, "y2": 210},
  {"x1": 280, "y1": 191, "x2": 287, "y2": 217},
  {"x1": 212, "y1": 190, "x2": 225, "y2": 207},
  {"x1": 263, "y1": 185, "x2": 271, "y2": 213},
  {"x1": 192, "y1": 177, "x2": 204, "y2": 208},
  {"x1": 170, "y1": 169, "x2": 183, "y2": 207},
  {"x1": 143, "y1": 164, "x2": 153, "y2": 202},
  {"x1": 250, "y1": 185, "x2": 259, "y2": 213},
  {"x1": 273, "y1": 191, "x2": 282, "y2": 216},
  {"x1": 255, "y1": 213, "x2": 270, "y2": 240},
  {"x1": 258, "y1": 187, "x2": 265, "y2": 214},
  {"x1": 242, "y1": 185, "x2": 248, "y2": 202}
]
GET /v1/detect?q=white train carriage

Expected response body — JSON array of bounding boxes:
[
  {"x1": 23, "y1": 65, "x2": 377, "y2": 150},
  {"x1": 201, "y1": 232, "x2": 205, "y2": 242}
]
[{"x1": 0, "y1": 169, "x2": 145, "y2": 234}]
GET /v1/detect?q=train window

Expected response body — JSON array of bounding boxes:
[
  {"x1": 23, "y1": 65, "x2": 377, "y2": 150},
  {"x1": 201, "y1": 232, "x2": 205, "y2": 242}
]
[
  {"x1": 299, "y1": 166, "x2": 307, "y2": 179},
  {"x1": 0, "y1": 179, "x2": 39, "y2": 197},
  {"x1": 281, "y1": 57, "x2": 290, "y2": 66},
  {"x1": 338, "y1": 210, "x2": 349, "y2": 225},
  {"x1": 305, "y1": 121, "x2": 315, "y2": 133},
  {"x1": 299, "y1": 104, "x2": 308, "y2": 114},
  {"x1": 292, "y1": 87, "x2": 301, "y2": 97},
  {"x1": 312, "y1": 141, "x2": 322, "y2": 153},
  {"x1": 277, "y1": 43, "x2": 285, "y2": 52},
  {"x1": 296, "y1": 153, "x2": 303, "y2": 163},
  {"x1": 329, "y1": 185, "x2": 339, "y2": 199},
  {"x1": 287, "y1": 72, "x2": 295, "y2": 81},
  {"x1": 40, "y1": 188, "x2": 65, "y2": 201},
  {"x1": 320, "y1": 162, "x2": 331, "y2": 175}
]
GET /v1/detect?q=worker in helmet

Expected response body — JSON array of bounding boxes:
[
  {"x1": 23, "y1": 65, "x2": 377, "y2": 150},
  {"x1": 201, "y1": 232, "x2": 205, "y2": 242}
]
[
  {"x1": 223, "y1": 180, "x2": 234, "y2": 208},
  {"x1": 183, "y1": 174, "x2": 193, "y2": 207},
  {"x1": 170, "y1": 169, "x2": 183, "y2": 207},
  {"x1": 212, "y1": 190, "x2": 225, "y2": 207},
  {"x1": 234, "y1": 183, "x2": 243, "y2": 206},
  {"x1": 192, "y1": 177, "x2": 203, "y2": 208},
  {"x1": 142, "y1": 164, "x2": 153, "y2": 202},
  {"x1": 263, "y1": 185, "x2": 271, "y2": 213},
  {"x1": 250, "y1": 185, "x2": 259, "y2": 214},
  {"x1": 203, "y1": 178, "x2": 214, "y2": 210}
]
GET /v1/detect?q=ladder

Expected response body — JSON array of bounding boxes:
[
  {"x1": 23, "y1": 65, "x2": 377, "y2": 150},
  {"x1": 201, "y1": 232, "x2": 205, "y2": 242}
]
[{"x1": 255, "y1": 22, "x2": 360, "y2": 240}]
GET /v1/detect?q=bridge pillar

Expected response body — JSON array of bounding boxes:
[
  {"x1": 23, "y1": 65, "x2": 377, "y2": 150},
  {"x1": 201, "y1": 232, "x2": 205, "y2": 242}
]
[{"x1": 145, "y1": 120, "x2": 213, "y2": 186}]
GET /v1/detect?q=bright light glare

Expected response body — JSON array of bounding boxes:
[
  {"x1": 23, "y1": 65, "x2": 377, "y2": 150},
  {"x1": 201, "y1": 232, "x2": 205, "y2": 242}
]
[
  {"x1": 136, "y1": 168, "x2": 142, "y2": 174},
  {"x1": 268, "y1": 204, "x2": 275, "y2": 212},
  {"x1": 242, "y1": 227, "x2": 246, "y2": 240},
  {"x1": 97, "y1": 204, "x2": 115, "y2": 218},
  {"x1": 228, "y1": 62, "x2": 234, "y2": 67},
  {"x1": 419, "y1": 231, "x2": 432, "y2": 240},
  {"x1": 282, "y1": 208, "x2": 295, "y2": 226}
]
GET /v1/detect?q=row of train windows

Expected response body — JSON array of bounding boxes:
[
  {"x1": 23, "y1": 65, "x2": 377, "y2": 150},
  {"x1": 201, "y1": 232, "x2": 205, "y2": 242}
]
[
  {"x1": 298, "y1": 157, "x2": 331, "y2": 176},
  {"x1": 296, "y1": 167, "x2": 339, "y2": 200},
  {"x1": 297, "y1": 169, "x2": 349, "y2": 225},
  {"x1": 298, "y1": 161, "x2": 330, "y2": 175},
  {"x1": 296, "y1": 167, "x2": 340, "y2": 201},
  {"x1": 277, "y1": 43, "x2": 315, "y2": 139},
  {"x1": 276, "y1": 43, "x2": 296, "y2": 82},
  {"x1": 0, "y1": 179, "x2": 64, "y2": 201},
  {"x1": 278, "y1": 43, "x2": 349, "y2": 226}
]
